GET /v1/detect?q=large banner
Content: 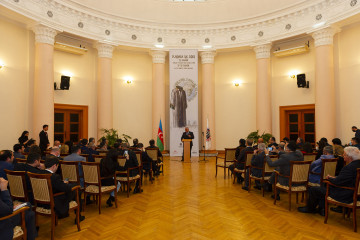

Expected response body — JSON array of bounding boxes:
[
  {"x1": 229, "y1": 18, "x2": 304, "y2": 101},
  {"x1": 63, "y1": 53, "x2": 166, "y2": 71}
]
[{"x1": 169, "y1": 49, "x2": 199, "y2": 157}]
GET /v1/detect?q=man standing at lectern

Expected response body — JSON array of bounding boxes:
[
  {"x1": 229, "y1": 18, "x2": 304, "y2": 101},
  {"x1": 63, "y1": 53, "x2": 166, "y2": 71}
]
[{"x1": 181, "y1": 127, "x2": 194, "y2": 161}]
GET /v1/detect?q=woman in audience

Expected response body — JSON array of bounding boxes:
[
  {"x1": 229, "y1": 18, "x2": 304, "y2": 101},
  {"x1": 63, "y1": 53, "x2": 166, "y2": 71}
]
[
  {"x1": 332, "y1": 138, "x2": 345, "y2": 175},
  {"x1": 302, "y1": 142, "x2": 313, "y2": 153},
  {"x1": 60, "y1": 141, "x2": 72, "y2": 154},
  {"x1": 18, "y1": 131, "x2": 30, "y2": 147},
  {"x1": 315, "y1": 140, "x2": 327, "y2": 160},
  {"x1": 98, "y1": 138, "x2": 108, "y2": 151},
  {"x1": 100, "y1": 149, "x2": 120, "y2": 207}
]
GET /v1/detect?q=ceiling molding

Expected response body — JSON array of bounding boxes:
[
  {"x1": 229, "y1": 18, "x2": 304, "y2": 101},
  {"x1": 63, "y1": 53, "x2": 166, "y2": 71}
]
[{"x1": 1, "y1": 0, "x2": 360, "y2": 50}]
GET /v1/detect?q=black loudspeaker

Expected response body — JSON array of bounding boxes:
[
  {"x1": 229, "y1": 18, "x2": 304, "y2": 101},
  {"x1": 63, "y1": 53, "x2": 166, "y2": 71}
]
[
  {"x1": 297, "y1": 74, "x2": 307, "y2": 88},
  {"x1": 60, "y1": 75, "x2": 70, "y2": 90}
]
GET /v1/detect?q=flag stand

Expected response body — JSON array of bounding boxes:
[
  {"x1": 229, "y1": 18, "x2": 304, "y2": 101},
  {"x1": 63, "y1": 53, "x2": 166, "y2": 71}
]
[{"x1": 199, "y1": 132, "x2": 208, "y2": 162}]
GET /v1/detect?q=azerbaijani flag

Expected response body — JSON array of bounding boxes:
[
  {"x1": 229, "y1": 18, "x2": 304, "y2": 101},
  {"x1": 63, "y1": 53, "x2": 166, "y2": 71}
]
[{"x1": 157, "y1": 119, "x2": 164, "y2": 151}]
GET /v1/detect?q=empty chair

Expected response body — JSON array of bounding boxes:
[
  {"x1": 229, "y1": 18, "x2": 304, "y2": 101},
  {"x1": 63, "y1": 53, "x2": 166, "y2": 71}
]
[
  {"x1": 5, "y1": 170, "x2": 29, "y2": 204},
  {"x1": 216, "y1": 148, "x2": 236, "y2": 178}
]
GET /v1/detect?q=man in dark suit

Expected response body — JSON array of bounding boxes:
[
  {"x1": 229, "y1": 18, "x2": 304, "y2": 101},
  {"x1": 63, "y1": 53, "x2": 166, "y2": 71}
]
[
  {"x1": 235, "y1": 139, "x2": 246, "y2": 160},
  {"x1": 13, "y1": 144, "x2": 26, "y2": 159},
  {"x1": 352, "y1": 126, "x2": 360, "y2": 139},
  {"x1": 181, "y1": 127, "x2": 194, "y2": 161},
  {"x1": 44, "y1": 156, "x2": 84, "y2": 222},
  {"x1": 0, "y1": 177, "x2": 37, "y2": 240},
  {"x1": 229, "y1": 138, "x2": 254, "y2": 183},
  {"x1": 39, "y1": 124, "x2": 50, "y2": 154},
  {"x1": 267, "y1": 141, "x2": 304, "y2": 199},
  {"x1": 298, "y1": 146, "x2": 360, "y2": 216}
]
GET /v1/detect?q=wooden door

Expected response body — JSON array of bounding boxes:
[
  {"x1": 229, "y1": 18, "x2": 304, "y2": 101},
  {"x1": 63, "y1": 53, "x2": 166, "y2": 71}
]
[
  {"x1": 54, "y1": 104, "x2": 88, "y2": 144},
  {"x1": 286, "y1": 110, "x2": 315, "y2": 146}
]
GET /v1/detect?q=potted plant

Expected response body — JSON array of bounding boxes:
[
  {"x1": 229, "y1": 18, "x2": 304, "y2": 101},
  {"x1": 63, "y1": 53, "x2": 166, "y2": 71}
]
[
  {"x1": 100, "y1": 128, "x2": 132, "y2": 147},
  {"x1": 247, "y1": 130, "x2": 273, "y2": 144}
]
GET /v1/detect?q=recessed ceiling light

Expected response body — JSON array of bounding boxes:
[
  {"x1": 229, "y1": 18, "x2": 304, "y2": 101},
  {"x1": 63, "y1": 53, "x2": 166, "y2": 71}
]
[
  {"x1": 202, "y1": 45, "x2": 212, "y2": 49},
  {"x1": 313, "y1": 21, "x2": 325, "y2": 28},
  {"x1": 155, "y1": 44, "x2": 164, "y2": 48}
]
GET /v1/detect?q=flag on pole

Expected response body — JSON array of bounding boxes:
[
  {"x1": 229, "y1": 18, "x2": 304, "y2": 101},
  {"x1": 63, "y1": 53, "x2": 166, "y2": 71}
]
[
  {"x1": 157, "y1": 119, "x2": 164, "y2": 151},
  {"x1": 205, "y1": 118, "x2": 211, "y2": 150}
]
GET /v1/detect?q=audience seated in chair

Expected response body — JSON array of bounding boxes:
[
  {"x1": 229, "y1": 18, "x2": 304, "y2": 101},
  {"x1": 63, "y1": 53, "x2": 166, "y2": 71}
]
[
  {"x1": 298, "y1": 146, "x2": 360, "y2": 216},
  {"x1": 267, "y1": 141, "x2": 304, "y2": 200},
  {"x1": 79, "y1": 139, "x2": 88, "y2": 153},
  {"x1": 13, "y1": 144, "x2": 26, "y2": 160},
  {"x1": 0, "y1": 150, "x2": 15, "y2": 180},
  {"x1": 229, "y1": 138, "x2": 253, "y2": 183},
  {"x1": 235, "y1": 138, "x2": 246, "y2": 160},
  {"x1": 351, "y1": 137, "x2": 360, "y2": 150},
  {"x1": 85, "y1": 143, "x2": 99, "y2": 162},
  {"x1": 64, "y1": 146, "x2": 86, "y2": 187},
  {"x1": 120, "y1": 142, "x2": 142, "y2": 194},
  {"x1": 136, "y1": 143, "x2": 155, "y2": 181},
  {"x1": 0, "y1": 177, "x2": 37, "y2": 240},
  {"x1": 309, "y1": 146, "x2": 335, "y2": 185}
]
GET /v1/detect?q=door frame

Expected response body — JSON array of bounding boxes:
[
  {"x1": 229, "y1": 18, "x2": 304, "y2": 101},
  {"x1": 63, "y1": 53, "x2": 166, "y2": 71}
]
[
  {"x1": 54, "y1": 103, "x2": 89, "y2": 140},
  {"x1": 279, "y1": 104, "x2": 315, "y2": 141}
]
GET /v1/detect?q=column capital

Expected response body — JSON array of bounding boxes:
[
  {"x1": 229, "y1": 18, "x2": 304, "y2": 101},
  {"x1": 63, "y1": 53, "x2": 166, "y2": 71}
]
[
  {"x1": 96, "y1": 43, "x2": 114, "y2": 59},
  {"x1": 311, "y1": 27, "x2": 339, "y2": 47},
  {"x1": 253, "y1": 44, "x2": 272, "y2": 59},
  {"x1": 199, "y1": 51, "x2": 216, "y2": 64},
  {"x1": 150, "y1": 50, "x2": 167, "y2": 64},
  {"x1": 32, "y1": 25, "x2": 58, "y2": 45}
]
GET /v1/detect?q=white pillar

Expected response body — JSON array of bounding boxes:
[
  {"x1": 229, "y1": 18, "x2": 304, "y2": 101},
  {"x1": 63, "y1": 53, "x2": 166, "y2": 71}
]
[
  {"x1": 33, "y1": 25, "x2": 57, "y2": 145},
  {"x1": 96, "y1": 43, "x2": 114, "y2": 139},
  {"x1": 253, "y1": 44, "x2": 272, "y2": 134},
  {"x1": 312, "y1": 27, "x2": 336, "y2": 141},
  {"x1": 200, "y1": 51, "x2": 216, "y2": 150}
]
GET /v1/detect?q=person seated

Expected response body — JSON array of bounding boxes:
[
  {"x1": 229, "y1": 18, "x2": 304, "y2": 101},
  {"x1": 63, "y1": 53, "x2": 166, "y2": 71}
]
[
  {"x1": 270, "y1": 141, "x2": 286, "y2": 156},
  {"x1": 0, "y1": 177, "x2": 37, "y2": 240},
  {"x1": 147, "y1": 139, "x2": 163, "y2": 159},
  {"x1": 64, "y1": 146, "x2": 86, "y2": 187},
  {"x1": 229, "y1": 138, "x2": 253, "y2": 183},
  {"x1": 88, "y1": 137, "x2": 95, "y2": 146},
  {"x1": 298, "y1": 146, "x2": 360, "y2": 216},
  {"x1": 301, "y1": 142, "x2": 313, "y2": 154},
  {"x1": 296, "y1": 137, "x2": 304, "y2": 150},
  {"x1": 98, "y1": 138, "x2": 108, "y2": 151},
  {"x1": 14, "y1": 153, "x2": 47, "y2": 203},
  {"x1": 100, "y1": 149, "x2": 121, "y2": 207},
  {"x1": 309, "y1": 146, "x2": 335, "y2": 185},
  {"x1": 60, "y1": 141, "x2": 72, "y2": 154},
  {"x1": 282, "y1": 137, "x2": 289, "y2": 143},
  {"x1": 84, "y1": 143, "x2": 99, "y2": 162},
  {"x1": 0, "y1": 150, "x2": 15, "y2": 180},
  {"x1": 136, "y1": 143, "x2": 154, "y2": 177},
  {"x1": 267, "y1": 141, "x2": 304, "y2": 200},
  {"x1": 332, "y1": 138, "x2": 345, "y2": 175},
  {"x1": 13, "y1": 144, "x2": 25, "y2": 159},
  {"x1": 121, "y1": 143, "x2": 142, "y2": 193},
  {"x1": 253, "y1": 138, "x2": 264, "y2": 150},
  {"x1": 320, "y1": 137, "x2": 331, "y2": 146},
  {"x1": 51, "y1": 140, "x2": 61, "y2": 149},
  {"x1": 44, "y1": 156, "x2": 84, "y2": 222},
  {"x1": 350, "y1": 137, "x2": 360, "y2": 150},
  {"x1": 18, "y1": 131, "x2": 31, "y2": 148},
  {"x1": 79, "y1": 139, "x2": 88, "y2": 153},
  {"x1": 235, "y1": 139, "x2": 246, "y2": 160},
  {"x1": 24, "y1": 139, "x2": 36, "y2": 153},
  {"x1": 268, "y1": 137, "x2": 278, "y2": 148},
  {"x1": 315, "y1": 140, "x2": 327, "y2": 160},
  {"x1": 47, "y1": 147, "x2": 63, "y2": 160},
  {"x1": 131, "y1": 138, "x2": 139, "y2": 148},
  {"x1": 242, "y1": 143, "x2": 270, "y2": 191}
]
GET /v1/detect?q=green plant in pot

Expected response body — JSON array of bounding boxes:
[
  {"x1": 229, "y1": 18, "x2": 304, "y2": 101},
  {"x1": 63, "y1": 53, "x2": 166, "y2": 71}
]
[
  {"x1": 247, "y1": 130, "x2": 273, "y2": 144},
  {"x1": 100, "y1": 128, "x2": 132, "y2": 147}
]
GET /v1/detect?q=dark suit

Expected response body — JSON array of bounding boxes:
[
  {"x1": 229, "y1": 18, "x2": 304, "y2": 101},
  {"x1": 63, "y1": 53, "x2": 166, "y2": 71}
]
[
  {"x1": 235, "y1": 145, "x2": 246, "y2": 160},
  {"x1": 124, "y1": 151, "x2": 139, "y2": 177},
  {"x1": 0, "y1": 190, "x2": 37, "y2": 240},
  {"x1": 181, "y1": 131, "x2": 194, "y2": 160},
  {"x1": 39, "y1": 130, "x2": 49, "y2": 153},
  {"x1": 244, "y1": 151, "x2": 270, "y2": 187},
  {"x1": 229, "y1": 146, "x2": 253, "y2": 182},
  {"x1": 267, "y1": 150, "x2": 304, "y2": 186},
  {"x1": 100, "y1": 158, "x2": 119, "y2": 186},
  {"x1": 306, "y1": 159, "x2": 360, "y2": 211},
  {"x1": 355, "y1": 129, "x2": 360, "y2": 139}
]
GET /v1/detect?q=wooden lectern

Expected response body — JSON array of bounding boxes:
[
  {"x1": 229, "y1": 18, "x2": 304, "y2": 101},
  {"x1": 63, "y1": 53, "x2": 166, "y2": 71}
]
[{"x1": 182, "y1": 139, "x2": 192, "y2": 163}]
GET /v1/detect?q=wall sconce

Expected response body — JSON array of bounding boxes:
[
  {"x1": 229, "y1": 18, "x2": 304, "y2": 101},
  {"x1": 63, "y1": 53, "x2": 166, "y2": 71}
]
[
  {"x1": 290, "y1": 74, "x2": 296, "y2": 79},
  {"x1": 233, "y1": 79, "x2": 241, "y2": 87},
  {"x1": 123, "y1": 76, "x2": 133, "y2": 84},
  {"x1": 0, "y1": 61, "x2": 5, "y2": 70}
]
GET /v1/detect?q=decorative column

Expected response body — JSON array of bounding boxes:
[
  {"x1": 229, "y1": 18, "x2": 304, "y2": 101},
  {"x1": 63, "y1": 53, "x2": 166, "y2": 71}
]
[
  {"x1": 254, "y1": 44, "x2": 272, "y2": 134},
  {"x1": 312, "y1": 27, "x2": 336, "y2": 141},
  {"x1": 33, "y1": 25, "x2": 58, "y2": 145},
  {"x1": 150, "y1": 50, "x2": 167, "y2": 145},
  {"x1": 96, "y1": 43, "x2": 114, "y2": 139},
  {"x1": 200, "y1": 51, "x2": 216, "y2": 150}
]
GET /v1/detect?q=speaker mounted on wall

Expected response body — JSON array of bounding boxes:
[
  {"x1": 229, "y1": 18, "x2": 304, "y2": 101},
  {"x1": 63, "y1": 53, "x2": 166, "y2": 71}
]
[
  {"x1": 60, "y1": 75, "x2": 70, "y2": 90},
  {"x1": 297, "y1": 74, "x2": 309, "y2": 88}
]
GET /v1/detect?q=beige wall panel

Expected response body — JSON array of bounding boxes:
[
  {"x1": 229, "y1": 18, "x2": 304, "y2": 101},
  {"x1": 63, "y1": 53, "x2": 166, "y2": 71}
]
[
  {"x1": 112, "y1": 50, "x2": 152, "y2": 145},
  {"x1": 214, "y1": 50, "x2": 257, "y2": 149}
]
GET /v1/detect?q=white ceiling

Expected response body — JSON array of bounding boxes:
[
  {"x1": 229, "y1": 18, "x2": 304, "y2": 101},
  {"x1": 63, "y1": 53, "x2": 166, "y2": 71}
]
[{"x1": 63, "y1": 0, "x2": 309, "y2": 24}]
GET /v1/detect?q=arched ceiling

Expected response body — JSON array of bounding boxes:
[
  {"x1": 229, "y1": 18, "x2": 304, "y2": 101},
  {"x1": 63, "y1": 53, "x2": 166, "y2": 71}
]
[{"x1": 64, "y1": 0, "x2": 308, "y2": 25}]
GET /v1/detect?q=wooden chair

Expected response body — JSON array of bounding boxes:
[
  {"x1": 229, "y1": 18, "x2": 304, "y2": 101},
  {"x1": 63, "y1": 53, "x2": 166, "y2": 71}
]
[
  {"x1": 116, "y1": 156, "x2": 142, "y2": 198},
  {"x1": 303, "y1": 153, "x2": 317, "y2": 162},
  {"x1": 233, "y1": 152, "x2": 254, "y2": 184},
  {"x1": 79, "y1": 154, "x2": 89, "y2": 162},
  {"x1": 81, "y1": 162, "x2": 117, "y2": 214},
  {"x1": 93, "y1": 155, "x2": 103, "y2": 164},
  {"x1": 248, "y1": 155, "x2": 277, "y2": 197},
  {"x1": 274, "y1": 160, "x2": 312, "y2": 211},
  {"x1": 133, "y1": 151, "x2": 146, "y2": 184},
  {"x1": 308, "y1": 158, "x2": 338, "y2": 187},
  {"x1": 145, "y1": 148, "x2": 164, "y2": 175},
  {"x1": 215, "y1": 148, "x2": 236, "y2": 178},
  {"x1": 0, "y1": 206, "x2": 30, "y2": 240},
  {"x1": 60, "y1": 161, "x2": 81, "y2": 186},
  {"x1": 27, "y1": 172, "x2": 81, "y2": 240},
  {"x1": 60, "y1": 153, "x2": 69, "y2": 157},
  {"x1": 324, "y1": 168, "x2": 360, "y2": 232},
  {"x1": 15, "y1": 158, "x2": 27, "y2": 164},
  {"x1": 4, "y1": 170, "x2": 30, "y2": 204}
]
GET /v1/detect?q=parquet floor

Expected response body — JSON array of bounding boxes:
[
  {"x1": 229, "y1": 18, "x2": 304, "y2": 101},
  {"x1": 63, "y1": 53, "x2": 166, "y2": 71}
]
[{"x1": 37, "y1": 157, "x2": 360, "y2": 239}]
